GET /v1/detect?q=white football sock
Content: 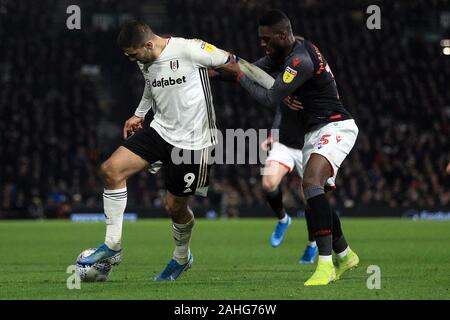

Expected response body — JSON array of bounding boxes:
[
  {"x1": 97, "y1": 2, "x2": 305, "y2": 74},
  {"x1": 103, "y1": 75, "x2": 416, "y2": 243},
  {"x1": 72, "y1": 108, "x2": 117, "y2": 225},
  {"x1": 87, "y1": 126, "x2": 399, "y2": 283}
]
[
  {"x1": 308, "y1": 241, "x2": 317, "y2": 248},
  {"x1": 318, "y1": 255, "x2": 333, "y2": 262},
  {"x1": 279, "y1": 213, "x2": 289, "y2": 223},
  {"x1": 337, "y1": 246, "x2": 350, "y2": 259},
  {"x1": 172, "y1": 218, "x2": 195, "y2": 264},
  {"x1": 103, "y1": 187, "x2": 127, "y2": 251}
]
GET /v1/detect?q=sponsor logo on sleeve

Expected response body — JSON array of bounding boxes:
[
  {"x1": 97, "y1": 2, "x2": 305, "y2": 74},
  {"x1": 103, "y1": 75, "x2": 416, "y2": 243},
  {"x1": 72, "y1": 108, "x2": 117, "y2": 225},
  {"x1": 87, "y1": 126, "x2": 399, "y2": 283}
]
[
  {"x1": 282, "y1": 66, "x2": 298, "y2": 84},
  {"x1": 200, "y1": 41, "x2": 215, "y2": 53}
]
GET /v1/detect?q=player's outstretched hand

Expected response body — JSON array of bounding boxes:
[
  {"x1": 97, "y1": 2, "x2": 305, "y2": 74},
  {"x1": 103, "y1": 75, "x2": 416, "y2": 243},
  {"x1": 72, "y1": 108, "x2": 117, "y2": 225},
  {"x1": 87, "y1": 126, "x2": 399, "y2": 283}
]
[
  {"x1": 283, "y1": 95, "x2": 304, "y2": 111},
  {"x1": 123, "y1": 115, "x2": 144, "y2": 139},
  {"x1": 207, "y1": 69, "x2": 220, "y2": 79},
  {"x1": 217, "y1": 53, "x2": 242, "y2": 79},
  {"x1": 446, "y1": 162, "x2": 450, "y2": 175}
]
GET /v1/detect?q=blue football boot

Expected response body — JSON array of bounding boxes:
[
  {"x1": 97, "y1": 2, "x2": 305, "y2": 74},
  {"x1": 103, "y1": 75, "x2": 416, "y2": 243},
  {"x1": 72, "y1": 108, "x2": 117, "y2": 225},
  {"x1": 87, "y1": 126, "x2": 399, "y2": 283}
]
[
  {"x1": 154, "y1": 253, "x2": 194, "y2": 281},
  {"x1": 78, "y1": 243, "x2": 122, "y2": 266},
  {"x1": 270, "y1": 215, "x2": 292, "y2": 247},
  {"x1": 299, "y1": 244, "x2": 318, "y2": 264}
]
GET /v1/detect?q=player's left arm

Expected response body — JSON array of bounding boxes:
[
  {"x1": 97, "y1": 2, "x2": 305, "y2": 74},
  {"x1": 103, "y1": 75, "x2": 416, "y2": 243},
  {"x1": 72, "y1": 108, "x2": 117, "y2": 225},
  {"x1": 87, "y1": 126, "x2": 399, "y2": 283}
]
[
  {"x1": 123, "y1": 75, "x2": 152, "y2": 139},
  {"x1": 219, "y1": 51, "x2": 314, "y2": 108},
  {"x1": 188, "y1": 39, "x2": 275, "y2": 89},
  {"x1": 188, "y1": 39, "x2": 229, "y2": 68}
]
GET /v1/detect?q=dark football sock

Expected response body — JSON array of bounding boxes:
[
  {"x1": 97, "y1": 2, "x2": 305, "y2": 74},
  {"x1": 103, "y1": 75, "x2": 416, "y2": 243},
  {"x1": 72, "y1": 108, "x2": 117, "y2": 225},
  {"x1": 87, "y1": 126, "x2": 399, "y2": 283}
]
[
  {"x1": 265, "y1": 188, "x2": 285, "y2": 220},
  {"x1": 332, "y1": 209, "x2": 343, "y2": 239},
  {"x1": 333, "y1": 235, "x2": 348, "y2": 254},
  {"x1": 316, "y1": 235, "x2": 333, "y2": 256},
  {"x1": 304, "y1": 186, "x2": 332, "y2": 256},
  {"x1": 304, "y1": 207, "x2": 315, "y2": 242},
  {"x1": 331, "y1": 209, "x2": 348, "y2": 253}
]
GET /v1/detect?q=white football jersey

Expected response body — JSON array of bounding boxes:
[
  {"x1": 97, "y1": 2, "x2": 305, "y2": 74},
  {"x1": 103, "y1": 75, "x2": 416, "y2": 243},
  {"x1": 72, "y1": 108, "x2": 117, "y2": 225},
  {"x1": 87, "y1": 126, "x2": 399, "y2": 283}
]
[{"x1": 134, "y1": 37, "x2": 228, "y2": 150}]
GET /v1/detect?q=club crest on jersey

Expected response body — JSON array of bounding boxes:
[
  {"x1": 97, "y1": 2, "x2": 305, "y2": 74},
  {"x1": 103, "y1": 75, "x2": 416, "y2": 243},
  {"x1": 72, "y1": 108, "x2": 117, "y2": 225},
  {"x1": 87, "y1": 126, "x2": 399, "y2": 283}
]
[
  {"x1": 283, "y1": 66, "x2": 297, "y2": 84},
  {"x1": 170, "y1": 59, "x2": 179, "y2": 72},
  {"x1": 200, "y1": 41, "x2": 215, "y2": 53}
]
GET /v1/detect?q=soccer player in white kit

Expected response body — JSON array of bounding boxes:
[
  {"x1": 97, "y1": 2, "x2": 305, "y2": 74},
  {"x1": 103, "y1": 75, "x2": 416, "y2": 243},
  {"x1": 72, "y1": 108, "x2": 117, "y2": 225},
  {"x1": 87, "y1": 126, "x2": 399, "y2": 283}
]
[{"x1": 78, "y1": 21, "x2": 233, "y2": 281}]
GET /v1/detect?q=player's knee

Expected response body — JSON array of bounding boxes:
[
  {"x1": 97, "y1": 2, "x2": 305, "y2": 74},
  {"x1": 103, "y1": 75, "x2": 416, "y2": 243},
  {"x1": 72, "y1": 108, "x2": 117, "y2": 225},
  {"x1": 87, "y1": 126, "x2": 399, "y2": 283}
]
[
  {"x1": 302, "y1": 173, "x2": 320, "y2": 190},
  {"x1": 100, "y1": 161, "x2": 124, "y2": 186},
  {"x1": 164, "y1": 200, "x2": 171, "y2": 215},
  {"x1": 262, "y1": 177, "x2": 279, "y2": 192},
  {"x1": 303, "y1": 167, "x2": 332, "y2": 190},
  {"x1": 164, "y1": 199, "x2": 186, "y2": 219}
]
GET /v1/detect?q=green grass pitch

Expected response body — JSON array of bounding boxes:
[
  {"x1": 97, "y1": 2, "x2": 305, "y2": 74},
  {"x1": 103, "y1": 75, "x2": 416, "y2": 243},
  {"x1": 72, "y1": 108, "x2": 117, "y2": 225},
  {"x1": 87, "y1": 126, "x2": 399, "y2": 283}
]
[{"x1": 0, "y1": 218, "x2": 448, "y2": 299}]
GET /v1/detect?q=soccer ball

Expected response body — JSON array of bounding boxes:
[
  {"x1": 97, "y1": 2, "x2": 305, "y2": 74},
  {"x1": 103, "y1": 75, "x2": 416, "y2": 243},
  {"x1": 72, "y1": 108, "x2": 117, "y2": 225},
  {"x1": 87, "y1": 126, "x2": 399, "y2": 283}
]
[{"x1": 75, "y1": 248, "x2": 112, "y2": 282}]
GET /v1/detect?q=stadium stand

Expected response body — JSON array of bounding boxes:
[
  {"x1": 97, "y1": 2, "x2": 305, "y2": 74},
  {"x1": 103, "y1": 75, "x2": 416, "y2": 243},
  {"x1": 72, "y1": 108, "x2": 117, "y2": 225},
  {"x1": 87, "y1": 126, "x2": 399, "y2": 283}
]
[{"x1": 0, "y1": 0, "x2": 448, "y2": 218}]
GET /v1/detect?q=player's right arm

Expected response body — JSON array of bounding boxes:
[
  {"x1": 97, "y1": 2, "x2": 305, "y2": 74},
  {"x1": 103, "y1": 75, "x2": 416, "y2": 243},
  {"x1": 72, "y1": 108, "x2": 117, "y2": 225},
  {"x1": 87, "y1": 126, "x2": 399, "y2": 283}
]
[
  {"x1": 123, "y1": 76, "x2": 152, "y2": 139},
  {"x1": 122, "y1": 115, "x2": 144, "y2": 139},
  {"x1": 134, "y1": 76, "x2": 153, "y2": 118}
]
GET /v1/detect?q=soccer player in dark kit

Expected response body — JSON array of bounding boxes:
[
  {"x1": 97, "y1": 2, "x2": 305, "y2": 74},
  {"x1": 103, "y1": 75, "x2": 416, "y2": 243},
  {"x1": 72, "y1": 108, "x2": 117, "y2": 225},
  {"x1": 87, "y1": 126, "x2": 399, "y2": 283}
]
[{"x1": 218, "y1": 9, "x2": 360, "y2": 286}]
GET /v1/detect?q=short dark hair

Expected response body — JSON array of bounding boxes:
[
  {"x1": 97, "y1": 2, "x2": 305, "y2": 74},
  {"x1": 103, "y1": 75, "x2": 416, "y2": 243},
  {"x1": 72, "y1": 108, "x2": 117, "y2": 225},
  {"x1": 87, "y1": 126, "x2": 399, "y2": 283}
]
[
  {"x1": 117, "y1": 21, "x2": 154, "y2": 49},
  {"x1": 259, "y1": 9, "x2": 292, "y2": 34}
]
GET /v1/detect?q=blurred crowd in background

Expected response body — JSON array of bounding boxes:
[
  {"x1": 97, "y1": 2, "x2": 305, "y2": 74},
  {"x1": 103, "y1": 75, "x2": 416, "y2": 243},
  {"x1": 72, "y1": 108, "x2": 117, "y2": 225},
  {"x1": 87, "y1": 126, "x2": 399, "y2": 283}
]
[{"x1": 1, "y1": 0, "x2": 449, "y2": 218}]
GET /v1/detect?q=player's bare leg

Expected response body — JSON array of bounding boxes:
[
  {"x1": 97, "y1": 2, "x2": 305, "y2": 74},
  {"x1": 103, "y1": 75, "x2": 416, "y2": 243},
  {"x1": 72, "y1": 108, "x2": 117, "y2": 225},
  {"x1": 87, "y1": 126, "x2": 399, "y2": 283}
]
[
  {"x1": 101, "y1": 146, "x2": 149, "y2": 189},
  {"x1": 262, "y1": 160, "x2": 289, "y2": 219},
  {"x1": 101, "y1": 146, "x2": 148, "y2": 248},
  {"x1": 262, "y1": 161, "x2": 292, "y2": 247},
  {"x1": 154, "y1": 191, "x2": 195, "y2": 281},
  {"x1": 165, "y1": 191, "x2": 194, "y2": 263},
  {"x1": 78, "y1": 146, "x2": 148, "y2": 266}
]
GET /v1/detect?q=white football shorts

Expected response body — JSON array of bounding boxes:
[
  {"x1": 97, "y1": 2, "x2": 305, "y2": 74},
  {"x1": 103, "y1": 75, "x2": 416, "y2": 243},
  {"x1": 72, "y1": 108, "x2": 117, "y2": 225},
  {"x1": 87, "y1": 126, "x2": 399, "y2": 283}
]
[
  {"x1": 302, "y1": 119, "x2": 358, "y2": 181},
  {"x1": 266, "y1": 141, "x2": 336, "y2": 188},
  {"x1": 266, "y1": 141, "x2": 303, "y2": 176}
]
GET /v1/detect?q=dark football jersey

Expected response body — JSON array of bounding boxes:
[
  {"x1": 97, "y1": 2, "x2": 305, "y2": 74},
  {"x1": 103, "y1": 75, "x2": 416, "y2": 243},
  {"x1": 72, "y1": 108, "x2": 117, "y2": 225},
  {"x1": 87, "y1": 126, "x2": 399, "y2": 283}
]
[{"x1": 241, "y1": 38, "x2": 352, "y2": 147}]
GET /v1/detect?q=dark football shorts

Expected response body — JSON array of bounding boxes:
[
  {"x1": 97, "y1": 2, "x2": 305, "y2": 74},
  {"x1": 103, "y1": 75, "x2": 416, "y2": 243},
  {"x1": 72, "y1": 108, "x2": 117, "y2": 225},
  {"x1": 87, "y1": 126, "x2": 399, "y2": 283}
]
[{"x1": 122, "y1": 126, "x2": 212, "y2": 197}]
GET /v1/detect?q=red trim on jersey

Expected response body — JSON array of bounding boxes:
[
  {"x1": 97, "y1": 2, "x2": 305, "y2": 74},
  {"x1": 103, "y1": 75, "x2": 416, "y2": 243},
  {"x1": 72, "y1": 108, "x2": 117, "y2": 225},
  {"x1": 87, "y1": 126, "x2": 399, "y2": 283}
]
[
  {"x1": 329, "y1": 114, "x2": 342, "y2": 120},
  {"x1": 267, "y1": 160, "x2": 292, "y2": 173}
]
